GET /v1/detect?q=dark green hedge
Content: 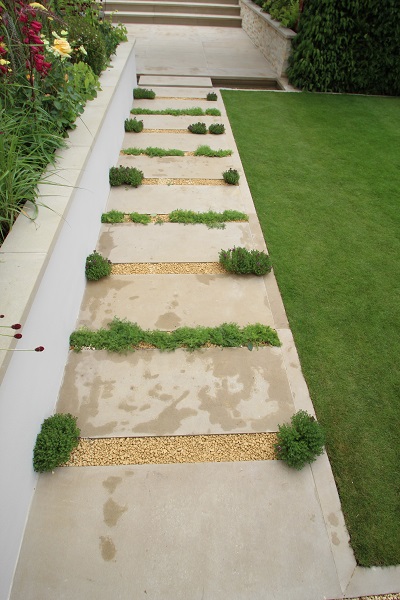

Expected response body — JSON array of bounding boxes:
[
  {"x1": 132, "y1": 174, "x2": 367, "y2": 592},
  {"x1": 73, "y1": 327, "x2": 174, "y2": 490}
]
[{"x1": 287, "y1": 0, "x2": 400, "y2": 96}]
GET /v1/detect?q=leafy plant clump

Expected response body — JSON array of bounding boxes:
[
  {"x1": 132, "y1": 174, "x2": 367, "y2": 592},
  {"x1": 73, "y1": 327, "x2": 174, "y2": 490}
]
[
  {"x1": 85, "y1": 251, "x2": 112, "y2": 281},
  {"x1": 169, "y1": 209, "x2": 247, "y2": 228},
  {"x1": 125, "y1": 118, "x2": 144, "y2": 133},
  {"x1": 130, "y1": 212, "x2": 152, "y2": 224},
  {"x1": 101, "y1": 210, "x2": 125, "y2": 223},
  {"x1": 206, "y1": 92, "x2": 218, "y2": 101},
  {"x1": 275, "y1": 411, "x2": 325, "y2": 470},
  {"x1": 70, "y1": 318, "x2": 281, "y2": 353},
  {"x1": 188, "y1": 122, "x2": 207, "y2": 134},
  {"x1": 209, "y1": 123, "x2": 225, "y2": 135},
  {"x1": 122, "y1": 147, "x2": 184, "y2": 157},
  {"x1": 194, "y1": 145, "x2": 232, "y2": 158},
  {"x1": 219, "y1": 247, "x2": 272, "y2": 276},
  {"x1": 109, "y1": 166, "x2": 144, "y2": 187},
  {"x1": 130, "y1": 108, "x2": 221, "y2": 116},
  {"x1": 133, "y1": 87, "x2": 156, "y2": 99},
  {"x1": 262, "y1": 0, "x2": 299, "y2": 30},
  {"x1": 33, "y1": 413, "x2": 80, "y2": 473},
  {"x1": 223, "y1": 168, "x2": 240, "y2": 185}
]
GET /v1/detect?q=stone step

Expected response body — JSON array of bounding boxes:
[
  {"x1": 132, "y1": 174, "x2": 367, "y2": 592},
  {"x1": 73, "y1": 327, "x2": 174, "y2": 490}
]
[
  {"x1": 76, "y1": 274, "x2": 274, "y2": 329},
  {"x1": 131, "y1": 98, "x2": 226, "y2": 113},
  {"x1": 121, "y1": 131, "x2": 233, "y2": 152},
  {"x1": 109, "y1": 1, "x2": 240, "y2": 15},
  {"x1": 108, "y1": 0, "x2": 238, "y2": 7},
  {"x1": 57, "y1": 348, "x2": 294, "y2": 436},
  {"x1": 106, "y1": 184, "x2": 245, "y2": 213},
  {"x1": 107, "y1": 11, "x2": 242, "y2": 26},
  {"x1": 117, "y1": 155, "x2": 240, "y2": 178},
  {"x1": 135, "y1": 114, "x2": 226, "y2": 129},
  {"x1": 97, "y1": 222, "x2": 253, "y2": 263},
  {"x1": 138, "y1": 76, "x2": 213, "y2": 88}
]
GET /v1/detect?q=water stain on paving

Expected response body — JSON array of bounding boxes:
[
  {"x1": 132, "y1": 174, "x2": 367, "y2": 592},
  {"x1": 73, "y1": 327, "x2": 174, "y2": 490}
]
[
  {"x1": 133, "y1": 391, "x2": 194, "y2": 435},
  {"x1": 102, "y1": 476, "x2": 122, "y2": 494},
  {"x1": 143, "y1": 369, "x2": 159, "y2": 380},
  {"x1": 328, "y1": 512, "x2": 339, "y2": 527},
  {"x1": 103, "y1": 498, "x2": 128, "y2": 527},
  {"x1": 155, "y1": 311, "x2": 182, "y2": 329},
  {"x1": 99, "y1": 536, "x2": 116, "y2": 561}
]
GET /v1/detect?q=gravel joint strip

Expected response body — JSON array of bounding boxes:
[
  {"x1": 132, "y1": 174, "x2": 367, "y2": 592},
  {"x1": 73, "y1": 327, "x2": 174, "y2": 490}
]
[
  {"x1": 64, "y1": 432, "x2": 279, "y2": 467},
  {"x1": 143, "y1": 178, "x2": 226, "y2": 186},
  {"x1": 111, "y1": 262, "x2": 227, "y2": 274},
  {"x1": 143, "y1": 128, "x2": 190, "y2": 133}
]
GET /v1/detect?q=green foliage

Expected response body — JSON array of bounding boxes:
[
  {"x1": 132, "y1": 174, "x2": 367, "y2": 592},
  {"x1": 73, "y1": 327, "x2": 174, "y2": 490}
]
[
  {"x1": 70, "y1": 317, "x2": 281, "y2": 352},
  {"x1": 85, "y1": 250, "x2": 112, "y2": 281},
  {"x1": 101, "y1": 210, "x2": 124, "y2": 223},
  {"x1": 33, "y1": 413, "x2": 80, "y2": 473},
  {"x1": 275, "y1": 411, "x2": 325, "y2": 470},
  {"x1": 287, "y1": 0, "x2": 400, "y2": 95},
  {"x1": 65, "y1": 15, "x2": 107, "y2": 76},
  {"x1": 133, "y1": 87, "x2": 156, "y2": 99},
  {"x1": 219, "y1": 247, "x2": 272, "y2": 275},
  {"x1": 97, "y1": 20, "x2": 127, "y2": 58},
  {"x1": 129, "y1": 212, "x2": 151, "y2": 224},
  {"x1": 194, "y1": 145, "x2": 232, "y2": 158},
  {"x1": 169, "y1": 209, "x2": 247, "y2": 229},
  {"x1": 130, "y1": 107, "x2": 221, "y2": 116},
  {"x1": 188, "y1": 122, "x2": 207, "y2": 134},
  {"x1": 124, "y1": 118, "x2": 144, "y2": 133},
  {"x1": 208, "y1": 123, "x2": 225, "y2": 135},
  {"x1": 206, "y1": 92, "x2": 218, "y2": 101},
  {"x1": 109, "y1": 166, "x2": 144, "y2": 187},
  {"x1": 222, "y1": 168, "x2": 240, "y2": 185},
  {"x1": 122, "y1": 147, "x2": 184, "y2": 157},
  {"x1": 262, "y1": 0, "x2": 299, "y2": 30}
]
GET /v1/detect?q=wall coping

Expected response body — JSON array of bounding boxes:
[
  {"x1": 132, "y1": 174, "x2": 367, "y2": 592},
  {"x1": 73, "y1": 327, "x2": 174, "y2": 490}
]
[{"x1": 240, "y1": 0, "x2": 296, "y2": 40}]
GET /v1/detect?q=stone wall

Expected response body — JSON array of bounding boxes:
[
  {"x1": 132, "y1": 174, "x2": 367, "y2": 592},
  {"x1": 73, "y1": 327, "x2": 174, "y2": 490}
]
[{"x1": 240, "y1": 0, "x2": 295, "y2": 77}]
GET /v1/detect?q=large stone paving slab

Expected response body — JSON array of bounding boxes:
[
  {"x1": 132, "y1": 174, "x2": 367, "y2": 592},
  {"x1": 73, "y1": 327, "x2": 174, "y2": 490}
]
[
  {"x1": 97, "y1": 222, "x2": 253, "y2": 263},
  {"x1": 118, "y1": 155, "x2": 240, "y2": 178},
  {"x1": 57, "y1": 347, "x2": 294, "y2": 436},
  {"x1": 106, "y1": 184, "x2": 245, "y2": 213},
  {"x1": 10, "y1": 462, "x2": 342, "y2": 600},
  {"x1": 132, "y1": 98, "x2": 225, "y2": 113},
  {"x1": 139, "y1": 74, "x2": 212, "y2": 87},
  {"x1": 77, "y1": 274, "x2": 275, "y2": 329},
  {"x1": 122, "y1": 131, "x2": 233, "y2": 152}
]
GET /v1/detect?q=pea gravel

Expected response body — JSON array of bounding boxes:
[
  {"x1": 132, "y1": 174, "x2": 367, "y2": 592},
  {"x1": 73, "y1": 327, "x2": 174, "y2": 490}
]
[
  {"x1": 143, "y1": 178, "x2": 225, "y2": 186},
  {"x1": 111, "y1": 262, "x2": 227, "y2": 274},
  {"x1": 64, "y1": 432, "x2": 278, "y2": 467},
  {"x1": 143, "y1": 128, "x2": 190, "y2": 133}
]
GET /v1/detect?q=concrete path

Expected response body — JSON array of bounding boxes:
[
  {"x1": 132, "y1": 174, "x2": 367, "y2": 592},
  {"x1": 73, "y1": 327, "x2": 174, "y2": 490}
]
[{"x1": 10, "y1": 25, "x2": 399, "y2": 600}]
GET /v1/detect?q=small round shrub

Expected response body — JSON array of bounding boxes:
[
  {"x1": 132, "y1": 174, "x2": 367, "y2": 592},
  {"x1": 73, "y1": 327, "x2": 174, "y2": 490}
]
[
  {"x1": 133, "y1": 87, "x2": 156, "y2": 99},
  {"x1": 125, "y1": 118, "x2": 144, "y2": 133},
  {"x1": 275, "y1": 411, "x2": 325, "y2": 470},
  {"x1": 109, "y1": 166, "x2": 144, "y2": 187},
  {"x1": 85, "y1": 250, "x2": 112, "y2": 281},
  {"x1": 65, "y1": 16, "x2": 107, "y2": 76},
  {"x1": 206, "y1": 92, "x2": 218, "y2": 101},
  {"x1": 33, "y1": 413, "x2": 80, "y2": 473},
  {"x1": 222, "y1": 168, "x2": 240, "y2": 185},
  {"x1": 101, "y1": 210, "x2": 124, "y2": 223},
  {"x1": 219, "y1": 247, "x2": 272, "y2": 276},
  {"x1": 209, "y1": 123, "x2": 225, "y2": 135},
  {"x1": 188, "y1": 122, "x2": 207, "y2": 134}
]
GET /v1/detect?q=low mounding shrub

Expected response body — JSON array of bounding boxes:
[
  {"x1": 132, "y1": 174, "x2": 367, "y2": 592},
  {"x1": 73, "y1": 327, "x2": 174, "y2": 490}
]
[
  {"x1": 85, "y1": 250, "x2": 112, "y2": 281},
  {"x1": 101, "y1": 210, "x2": 124, "y2": 223},
  {"x1": 209, "y1": 123, "x2": 225, "y2": 135},
  {"x1": 188, "y1": 122, "x2": 207, "y2": 134},
  {"x1": 109, "y1": 166, "x2": 144, "y2": 187},
  {"x1": 133, "y1": 87, "x2": 156, "y2": 99},
  {"x1": 222, "y1": 168, "x2": 240, "y2": 185},
  {"x1": 275, "y1": 410, "x2": 325, "y2": 470},
  {"x1": 219, "y1": 247, "x2": 272, "y2": 275},
  {"x1": 125, "y1": 118, "x2": 144, "y2": 133},
  {"x1": 262, "y1": 0, "x2": 299, "y2": 30},
  {"x1": 206, "y1": 92, "x2": 218, "y2": 101},
  {"x1": 33, "y1": 413, "x2": 80, "y2": 473}
]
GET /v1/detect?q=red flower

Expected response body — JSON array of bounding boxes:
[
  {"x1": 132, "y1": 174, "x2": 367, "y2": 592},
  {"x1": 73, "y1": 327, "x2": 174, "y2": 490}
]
[
  {"x1": 30, "y1": 20, "x2": 42, "y2": 33},
  {"x1": 11, "y1": 324, "x2": 22, "y2": 330},
  {"x1": 14, "y1": 334, "x2": 22, "y2": 339},
  {"x1": 35, "y1": 346, "x2": 45, "y2": 352}
]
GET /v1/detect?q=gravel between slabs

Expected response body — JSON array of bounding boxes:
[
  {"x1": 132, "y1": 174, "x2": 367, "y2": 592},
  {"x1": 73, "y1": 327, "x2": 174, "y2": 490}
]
[
  {"x1": 111, "y1": 262, "x2": 227, "y2": 274},
  {"x1": 142, "y1": 178, "x2": 225, "y2": 186},
  {"x1": 143, "y1": 128, "x2": 190, "y2": 133},
  {"x1": 65, "y1": 432, "x2": 278, "y2": 467}
]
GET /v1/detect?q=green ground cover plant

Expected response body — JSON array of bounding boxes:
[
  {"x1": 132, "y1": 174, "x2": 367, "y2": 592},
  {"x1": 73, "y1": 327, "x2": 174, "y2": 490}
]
[
  {"x1": 275, "y1": 410, "x2": 325, "y2": 469},
  {"x1": 33, "y1": 413, "x2": 80, "y2": 473},
  {"x1": 124, "y1": 118, "x2": 144, "y2": 133},
  {"x1": 129, "y1": 212, "x2": 151, "y2": 224},
  {"x1": 121, "y1": 147, "x2": 185, "y2": 157},
  {"x1": 206, "y1": 92, "x2": 218, "y2": 101},
  {"x1": 222, "y1": 168, "x2": 240, "y2": 185},
  {"x1": 194, "y1": 145, "x2": 232, "y2": 158},
  {"x1": 169, "y1": 209, "x2": 247, "y2": 228},
  {"x1": 219, "y1": 247, "x2": 271, "y2": 275},
  {"x1": 188, "y1": 122, "x2": 207, "y2": 134},
  {"x1": 101, "y1": 210, "x2": 124, "y2": 223},
  {"x1": 133, "y1": 87, "x2": 156, "y2": 99},
  {"x1": 109, "y1": 166, "x2": 144, "y2": 187},
  {"x1": 70, "y1": 318, "x2": 280, "y2": 352},
  {"x1": 222, "y1": 89, "x2": 400, "y2": 566},
  {"x1": 130, "y1": 107, "x2": 221, "y2": 116},
  {"x1": 208, "y1": 123, "x2": 225, "y2": 135},
  {"x1": 85, "y1": 251, "x2": 112, "y2": 281}
]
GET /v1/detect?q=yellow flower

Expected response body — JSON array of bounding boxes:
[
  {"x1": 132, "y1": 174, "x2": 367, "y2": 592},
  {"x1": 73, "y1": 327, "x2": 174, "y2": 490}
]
[
  {"x1": 52, "y1": 38, "x2": 72, "y2": 58},
  {"x1": 0, "y1": 59, "x2": 10, "y2": 66},
  {"x1": 29, "y1": 2, "x2": 47, "y2": 9}
]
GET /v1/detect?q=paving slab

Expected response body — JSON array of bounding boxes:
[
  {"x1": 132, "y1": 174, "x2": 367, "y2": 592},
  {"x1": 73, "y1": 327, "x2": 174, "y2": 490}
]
[
  {"x1": 137, "y1": 86, "x2": 217, "y2": 98},
  {"x1": 118, "y1": 154, "x2": 240, "y2": 177},
  {"x1": 139, "y1": 75, "x2": 212, "y2": 87},
  {"x1": 11, "y1": 462, "x2": 342, "y2": 600},
  {"x1": 132, "y1": 98, "x2": 225, "y2": 113},
  {"x1": 122, "y1": 131, "x2": 233, "y2": 151},
  {"x1": 97, "y1": 222, "x2": 254, "y2": 263},
  {"x1": 57, "y1": 347, "x2": 294, "y2": 436},
  {"x1": 76, "y1": 274, "x2": 275, "y2": 329},
  {"x1": 106, "y1": 183, "x2": 245, "y2": 213}
]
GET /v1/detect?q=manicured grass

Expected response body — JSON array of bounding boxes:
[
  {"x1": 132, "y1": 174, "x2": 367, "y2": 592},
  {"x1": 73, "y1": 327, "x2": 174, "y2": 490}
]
[{"x1": 222, "y1": 90, "x2": 400, "y2": 567}]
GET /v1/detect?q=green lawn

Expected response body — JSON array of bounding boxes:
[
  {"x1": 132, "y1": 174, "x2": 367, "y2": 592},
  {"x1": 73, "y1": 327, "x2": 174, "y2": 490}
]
[{"x1": 222, "y1": 90, "x2": 400, "y2": 567}]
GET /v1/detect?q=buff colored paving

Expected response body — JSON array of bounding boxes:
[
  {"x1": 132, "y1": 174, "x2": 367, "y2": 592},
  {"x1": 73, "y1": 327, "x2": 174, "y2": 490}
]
[{"x1": 12, "y1": 26, "x2": 393, "y2": 600}]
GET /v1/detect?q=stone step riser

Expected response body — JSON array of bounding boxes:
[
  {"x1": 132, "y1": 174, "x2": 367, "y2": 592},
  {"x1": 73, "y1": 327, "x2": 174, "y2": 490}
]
[
  {"x1": 107, "y1": 0, "x2": 238, "y2": 6},
  {"x1": 109, "y1": 3, "x2": 240, "y2": 14},
  {"x1": 108, "y1": 11, "x2": 242, "y2": 26}
]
